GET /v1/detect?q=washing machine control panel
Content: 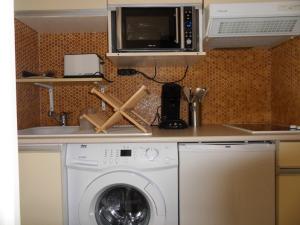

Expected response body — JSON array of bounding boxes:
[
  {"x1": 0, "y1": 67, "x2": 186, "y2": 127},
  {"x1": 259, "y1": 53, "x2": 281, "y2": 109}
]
[{"x1": 66, "y1": 143, "x2": 178, "y2": 169}]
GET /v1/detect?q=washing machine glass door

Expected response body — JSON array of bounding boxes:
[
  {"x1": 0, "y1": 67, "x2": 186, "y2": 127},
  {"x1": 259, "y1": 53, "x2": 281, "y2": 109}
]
[
  {"x1": 79, "y1": 171, "x2": 166, "y2": 225},
  {"x1": 95, "y1": 185, "x2": 150, "y2": 225}
]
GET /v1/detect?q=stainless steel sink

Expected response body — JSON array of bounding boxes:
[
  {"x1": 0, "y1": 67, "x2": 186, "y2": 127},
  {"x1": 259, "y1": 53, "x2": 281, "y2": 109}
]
[{"x1": 18, "y1": 125, "x2": 152, "y2": 137}]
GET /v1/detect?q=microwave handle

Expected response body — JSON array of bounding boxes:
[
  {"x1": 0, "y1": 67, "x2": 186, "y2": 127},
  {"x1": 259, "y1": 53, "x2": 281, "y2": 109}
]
[
  {"x1": 116, "y1": 8, "x2": 123, "y2": 49},
  {"x1": 175, "y1": 8, "x2": 179, "y2": 44}
]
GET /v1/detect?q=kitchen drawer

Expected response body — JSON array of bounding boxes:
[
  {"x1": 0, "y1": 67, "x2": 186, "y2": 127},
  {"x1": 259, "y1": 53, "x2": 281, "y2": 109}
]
[
  {"x1": 278, "y1": 142, "x2": 300, "y2": 168},
  {"x1": 277, "y1": 175, "x2": 300, "y2": 225}
]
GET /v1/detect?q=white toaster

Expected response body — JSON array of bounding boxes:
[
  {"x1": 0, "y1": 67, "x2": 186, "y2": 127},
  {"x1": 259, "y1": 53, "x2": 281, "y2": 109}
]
[{"x1": 64, "y1": 54, "x2": 103, "y2": 77}]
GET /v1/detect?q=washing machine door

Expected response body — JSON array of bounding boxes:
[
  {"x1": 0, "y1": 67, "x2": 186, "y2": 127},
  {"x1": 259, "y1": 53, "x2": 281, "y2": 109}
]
[{"x1": 79, "y1": 171, "x2": 166, "y2": 225}]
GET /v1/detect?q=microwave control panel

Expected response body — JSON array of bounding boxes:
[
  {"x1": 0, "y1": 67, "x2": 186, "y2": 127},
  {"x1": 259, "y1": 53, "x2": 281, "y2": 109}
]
[{"x1": 183, "y1": 7, "x2": 195, "y2": 50}]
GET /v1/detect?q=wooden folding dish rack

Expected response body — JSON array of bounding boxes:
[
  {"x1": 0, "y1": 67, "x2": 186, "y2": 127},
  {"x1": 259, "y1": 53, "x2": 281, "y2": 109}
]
[{"x1": 81, "y1": 85, "x2": 151, "y2": 133}]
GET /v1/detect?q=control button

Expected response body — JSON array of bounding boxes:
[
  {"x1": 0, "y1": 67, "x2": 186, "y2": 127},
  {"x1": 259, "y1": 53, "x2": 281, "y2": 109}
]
[
  {"x1": 185, "y1": 21, "x2": 192, "y2": 28},
  {"x1": 186, "y1": 39, "x2": 192, "y2": 45},
  {"x1": 145, "y1": 148, "x2": 159, "y2": 161}
]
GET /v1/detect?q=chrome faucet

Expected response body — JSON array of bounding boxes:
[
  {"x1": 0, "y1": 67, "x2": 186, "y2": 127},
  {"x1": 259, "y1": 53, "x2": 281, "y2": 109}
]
[
  {"x1": 34, "y1": 83, "x2": 71, "y2": 126},
  {"x1": 50, "y1": 112, "x2": 70, "y2": 126},
  {"x1": 58, "y1": 112, "x2": 69, "y2": 126}
]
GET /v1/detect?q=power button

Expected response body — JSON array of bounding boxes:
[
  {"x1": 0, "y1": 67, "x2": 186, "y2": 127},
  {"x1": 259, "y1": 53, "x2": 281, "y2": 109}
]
[{"x1": 145, "y1": 148, "x2": 159, "y2": 161}]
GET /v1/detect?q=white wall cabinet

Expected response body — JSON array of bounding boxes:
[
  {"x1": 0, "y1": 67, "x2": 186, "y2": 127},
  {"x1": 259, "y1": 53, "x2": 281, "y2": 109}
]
[
  {"x1": 14, "y1": 0, "x2": 107, "y2": 32},
  {"x1": 108, "y1": 0, "x2": 200, "y2": 6},
  {"x1": 277, "y1": 142, "x2": 300, "y2": 225},
  {"x1": 204, "y1": 0, "x2": 281, "y2": 7},
  {"x1": 19, "y1": 145, "x2": 65, "y2": 225},
  {"x1": 15, "y1": 0, "x2": 107, "y2": 11}
]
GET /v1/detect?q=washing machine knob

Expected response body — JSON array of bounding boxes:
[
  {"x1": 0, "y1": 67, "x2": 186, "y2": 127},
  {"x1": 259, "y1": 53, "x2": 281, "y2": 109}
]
[{"x1": 145, "y1": 148, "x2": 159, "y2": 161}]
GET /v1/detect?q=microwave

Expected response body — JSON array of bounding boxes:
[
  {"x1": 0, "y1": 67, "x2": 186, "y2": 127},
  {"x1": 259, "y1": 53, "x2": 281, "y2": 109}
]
[{"x1": 111, "y1": 6, "x2": 200, "y2": 52}]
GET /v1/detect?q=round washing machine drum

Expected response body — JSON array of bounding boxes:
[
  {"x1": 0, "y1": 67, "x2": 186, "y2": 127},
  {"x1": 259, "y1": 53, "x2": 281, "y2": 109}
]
[
  {"x1": 95, "y1": 185, "x2": 150, "y2": 225},
  {"x1": 79, "y1": 171, "x2": 166, "y2": 225}
]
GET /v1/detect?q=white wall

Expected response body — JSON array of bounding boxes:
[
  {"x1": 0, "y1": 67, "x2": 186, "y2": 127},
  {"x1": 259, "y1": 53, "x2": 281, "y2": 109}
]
[{"x1": 0, "y1": 0, "x2": 20, "y2": 224}]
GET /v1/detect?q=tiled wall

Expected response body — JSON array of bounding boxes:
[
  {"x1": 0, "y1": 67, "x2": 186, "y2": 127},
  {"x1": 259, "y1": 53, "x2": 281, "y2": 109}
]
[
  {"x1": 271, "y1": 37, "x2": 300, "y2": 126},
  {"x1": 15, "y1": 20, "x2": 40, "y2": 129},
  {"x1": 16, "y1": 20, "x2": 274, "y2": 128}
]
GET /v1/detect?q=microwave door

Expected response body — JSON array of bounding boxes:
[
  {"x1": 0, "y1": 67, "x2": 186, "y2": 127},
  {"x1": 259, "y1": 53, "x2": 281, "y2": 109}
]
[{"x1": 117, "y1": 7, "x2": 181, "y2": 51}]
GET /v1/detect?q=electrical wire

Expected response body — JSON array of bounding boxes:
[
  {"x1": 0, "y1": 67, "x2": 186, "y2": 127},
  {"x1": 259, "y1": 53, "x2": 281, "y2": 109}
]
[
  {"x1": 93, "y1": 72, "x2": 113, "y2": 83},
  {"x1": 152, "y1": 66, "x2": 157, "y2": 80},
  {"x1": 136, "y1": 66, "x2": 189, "y2": 84}
]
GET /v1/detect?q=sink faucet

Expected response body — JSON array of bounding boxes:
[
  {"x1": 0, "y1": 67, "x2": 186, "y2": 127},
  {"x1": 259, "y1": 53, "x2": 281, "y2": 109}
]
[
  {"x1": 50, "y1": 111, "x2": 70, "y2": 126},
  {"x1": 34, "y1": 83, "x2": 70, "y2": 126},
  {"x1": 58, "y1": 112, "x2": 69, "y2": 126}
]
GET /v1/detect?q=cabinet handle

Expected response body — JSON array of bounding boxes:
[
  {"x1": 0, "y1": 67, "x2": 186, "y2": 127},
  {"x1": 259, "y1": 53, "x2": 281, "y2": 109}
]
[
  {"x1": 279, "y1": 168, "x2": 300, "y2": 175},
  {"x1": 175, "y1": 8, "x2": 179, "y2": 44}
]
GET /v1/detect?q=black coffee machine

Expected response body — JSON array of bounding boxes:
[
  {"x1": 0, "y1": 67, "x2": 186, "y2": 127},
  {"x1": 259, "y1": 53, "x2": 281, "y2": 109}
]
[{"x1": 159, "y1": 83, "x2": 187, "y2": 129}]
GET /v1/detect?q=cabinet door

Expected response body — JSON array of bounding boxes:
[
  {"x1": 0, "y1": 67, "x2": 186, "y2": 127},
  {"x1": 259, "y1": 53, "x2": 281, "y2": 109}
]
[
  {"x1": 278, "y1": 142, "x2": 300, "y2": 168},
  {"x1": 15, "y1": 0, "x2": 107, "y2": 11},
  {"x1": 204, "y1": 0, "x2": 281, "y2": 7},
  {"x1": 278, "y1": 175, "x2": 300, "y2": 225},
  {"x1": 108, "y1": 0, "x2": 200, "y2": 5},
  {"x1": 179, "y1": 145, "x2": 275, "y2": 225},
  {"x1": 19, "y1": 145, "x2": 64, "y2": 225}
]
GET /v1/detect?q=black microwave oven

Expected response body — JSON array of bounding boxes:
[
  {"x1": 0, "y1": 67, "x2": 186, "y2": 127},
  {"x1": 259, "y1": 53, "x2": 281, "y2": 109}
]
[{"x1": 112, "y1": 6, "x2": 200, "y2": 52}]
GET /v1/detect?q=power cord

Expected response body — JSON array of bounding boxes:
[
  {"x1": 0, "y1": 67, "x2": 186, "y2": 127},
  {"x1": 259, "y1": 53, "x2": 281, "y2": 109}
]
[
  {"x1": 152, "y1": 66, "x2": 157, "y2": 80},
  {"x1": 136, "y1": 66, "x2": 189, "y2": 84},
  {"x1": 117, "y1": 66, "x2": 189, "y2": 84},
  {"x1": 93, "y1": 72, "x2": 113, "y2": 83}
]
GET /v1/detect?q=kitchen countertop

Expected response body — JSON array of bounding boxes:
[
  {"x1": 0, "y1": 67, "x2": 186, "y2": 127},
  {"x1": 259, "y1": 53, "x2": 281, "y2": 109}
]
[{"x1": 18, "y1": 125, "x2": 300, "y2": 145}]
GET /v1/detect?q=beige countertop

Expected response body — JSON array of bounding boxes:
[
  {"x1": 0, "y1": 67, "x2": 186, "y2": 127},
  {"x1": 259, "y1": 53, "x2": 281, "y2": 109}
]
[{"x1": 18, "y1": 125, "x2": 300, "y2": 145}]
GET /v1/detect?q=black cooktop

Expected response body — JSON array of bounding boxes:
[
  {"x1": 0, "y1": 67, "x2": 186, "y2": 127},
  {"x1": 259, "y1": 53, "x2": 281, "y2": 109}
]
[{"x1": 228, "y1": 124, "x2": 300, "y2": 134}]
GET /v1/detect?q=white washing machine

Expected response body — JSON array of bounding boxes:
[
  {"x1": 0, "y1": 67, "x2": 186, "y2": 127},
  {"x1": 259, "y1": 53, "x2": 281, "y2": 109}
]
[{"x1": 65, "y1": 143, "x2": 178, "y2": 225}]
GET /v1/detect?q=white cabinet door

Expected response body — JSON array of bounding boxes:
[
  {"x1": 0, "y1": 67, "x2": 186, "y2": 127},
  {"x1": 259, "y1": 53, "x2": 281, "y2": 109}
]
[
  {"x1": 204, "y1": 0, "x2": 281, "y2": 7},
  {"x1": 278, "y1": 175, "x2": 300, "y2": 225},
  {"x1": 179, "y1": 143, "x2": 275, "y2": 225},
  {"x1": 108, "y1": 0, "x2": 201, "y2": 6},
  {"x1": 15, "y1": 0, "x2": 107, "y2": 11},
  {"x1": 19, "y1": 145, "x2": 64, "y2": 225}
]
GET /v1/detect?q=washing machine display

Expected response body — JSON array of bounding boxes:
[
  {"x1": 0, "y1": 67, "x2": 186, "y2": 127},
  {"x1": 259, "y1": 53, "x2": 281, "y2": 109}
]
[
  {"x1": 120, "y1": 149, "x2": 132, "y2": 157},
  {"x1": 66, "y1": 143, "x2": 178, "y2": 225},
  {"x1": 95, "y1": 185, "x2": 150, "y2": 225}
]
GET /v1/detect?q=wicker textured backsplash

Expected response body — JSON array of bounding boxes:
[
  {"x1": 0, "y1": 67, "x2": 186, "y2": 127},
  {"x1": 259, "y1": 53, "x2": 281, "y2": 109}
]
[
  {"x1": 15, "y1": 20, "x2": 40, "y2": 129},
  {"x1": 38, "y1": 31, "x2": 272, "y2": 127},
  {"x1": 16, "y1": 20, "x2": 299, "y2": 129},
  {"x1": 271, "y1": 37, "x2": 300, "y2": 126}
]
